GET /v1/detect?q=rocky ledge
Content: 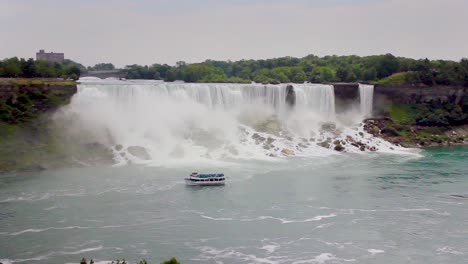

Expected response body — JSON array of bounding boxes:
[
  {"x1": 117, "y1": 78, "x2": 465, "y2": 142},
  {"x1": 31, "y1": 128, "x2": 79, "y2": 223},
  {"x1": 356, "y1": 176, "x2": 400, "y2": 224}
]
[{"x1": 364, "y1": 118, "x2": 467, "y2": 148}]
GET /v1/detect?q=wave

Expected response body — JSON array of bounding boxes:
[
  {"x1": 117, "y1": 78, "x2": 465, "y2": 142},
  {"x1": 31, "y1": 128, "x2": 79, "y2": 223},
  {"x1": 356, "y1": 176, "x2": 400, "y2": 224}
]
[
  {"x1": 315, "y1": 206, "x2": 449, "y2": 215},
  {"x1": 199, "y1": 213, "x2": 337, "y2": 224},
  {"x1": 292, "y1": 253, "x2": 356, "y2": 264},
  {"x1": 5, "y1": 217, "x2": 176, "y2": 237},
  {"x1": 0, "y1": 190, "x2": 86, "y2": 204},
  {"x1": 191, "y1": 244, "x2": 356, "y2": 264},
  {"x1": 0, "y1": 246, "x2": 103, "y2": 263}
]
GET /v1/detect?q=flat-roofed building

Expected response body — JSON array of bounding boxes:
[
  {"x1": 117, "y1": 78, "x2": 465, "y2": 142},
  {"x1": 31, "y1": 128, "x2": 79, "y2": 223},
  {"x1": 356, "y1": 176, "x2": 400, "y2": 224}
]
[{"x1": 36, "y1": 49, "x2": 64, "y2": 64}]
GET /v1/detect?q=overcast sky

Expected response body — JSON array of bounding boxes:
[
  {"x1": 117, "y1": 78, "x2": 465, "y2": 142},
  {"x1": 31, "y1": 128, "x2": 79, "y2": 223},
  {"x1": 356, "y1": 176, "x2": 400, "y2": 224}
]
[{"x1": 0, "y1": 0, "x2": 467, "y2": 67}]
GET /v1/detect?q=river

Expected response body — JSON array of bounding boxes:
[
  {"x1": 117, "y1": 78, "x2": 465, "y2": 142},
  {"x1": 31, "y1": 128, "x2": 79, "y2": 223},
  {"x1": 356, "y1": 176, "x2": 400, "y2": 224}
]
[{"x1": 0, "y1": 147, "x2": 467, "y2": 264}]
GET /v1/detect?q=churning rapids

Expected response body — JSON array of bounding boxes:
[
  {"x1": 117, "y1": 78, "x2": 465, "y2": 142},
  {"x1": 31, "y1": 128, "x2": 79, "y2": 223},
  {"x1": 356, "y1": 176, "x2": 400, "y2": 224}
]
[
  {"x1": 1, "y1": 79, "x2": 467, "y2": 264},
  {"x1": 56, "y1": 78, "x2": 413, "y2": 166}
]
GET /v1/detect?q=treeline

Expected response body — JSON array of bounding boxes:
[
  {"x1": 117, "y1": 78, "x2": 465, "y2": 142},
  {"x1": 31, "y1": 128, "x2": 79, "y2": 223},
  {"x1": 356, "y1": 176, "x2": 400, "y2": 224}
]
[
  {"x1": 87, "y1": 63, "x2": 115, "y2": 71},
  {"x1": 0, "y1": 57, "x2": 82, "y2": 80},
  {"x1": 123, "y1": 54, "x2": 468, "y2": 86}
]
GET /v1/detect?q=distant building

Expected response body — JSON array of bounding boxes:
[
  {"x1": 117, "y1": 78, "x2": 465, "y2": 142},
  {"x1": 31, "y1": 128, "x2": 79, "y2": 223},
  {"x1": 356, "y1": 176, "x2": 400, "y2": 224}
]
[{"x1": 36, "y1": 49, "x2": 64, "y2": 64}]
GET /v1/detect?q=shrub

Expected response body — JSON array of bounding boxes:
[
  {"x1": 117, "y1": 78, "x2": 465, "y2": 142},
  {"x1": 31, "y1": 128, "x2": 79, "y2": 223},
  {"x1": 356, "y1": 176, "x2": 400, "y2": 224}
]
[
  {"x1": 381, "y1": 127, "x2": 400, "y2": 136},
  {"x1": 161, "y1": 257, "x2": 180, "y2": 264}
]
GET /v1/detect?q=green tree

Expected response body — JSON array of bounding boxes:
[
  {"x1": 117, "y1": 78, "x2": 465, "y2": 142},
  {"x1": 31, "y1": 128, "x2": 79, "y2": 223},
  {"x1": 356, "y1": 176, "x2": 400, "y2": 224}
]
[
  {"x1": 161, "y1": 257, "x2": 180, "y2": 264},
  {"x1": 90, "y1": 63, "x2": 115, "y2": 71},
  {"x1": 181, "y1": 64, "x2": 225, "y2": 82},
  {"x1": 362, "y1": 67, "x2": 377, "y2": 81},
  {"x1": 292, "y1": 70, "x2": 307, "y2": 83},
  {"x1": 253, "y1": 69, "x2": 274, "y2": 84},
  {"x1": 21, "y1": 58, "x2": 37, "y2": 77},
  {"x1": 271, "y1": 67, "x2": 290, "y2": 83},
  {"x1": 0, "y1": 57, "x2": 22, "y2": 77},
  {"x1": 35, "y1": 60, "x2": 56, "y2": 77},
  {"x1": 66, "y1": 65, "x2": 82, "y2": 78},
  {"x1": 310, "y1": 66, "x2": 336, "y2": 83},
  {"x1": 165, "y1": 69, "x2": 177, "y2": 82},
  {"x1": 336, "y1": 66, "x2": 355, "y2": 82}
]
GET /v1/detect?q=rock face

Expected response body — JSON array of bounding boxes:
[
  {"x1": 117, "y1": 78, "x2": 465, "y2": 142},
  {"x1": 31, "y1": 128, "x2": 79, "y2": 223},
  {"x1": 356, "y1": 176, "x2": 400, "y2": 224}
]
[
  {"x1": 254, "y1": 116, "x2": 282, "y2": 135},
  {"x1": 363, "y1": 118, "x2": 467, "y2": 148},
  {"x1": 281, "y1": 148, "x2": 295, "y2": 155},
  {"x1": 320, "y1": 122, "x2": 337, "y2": 132},
  {"x1": 0, "y1": 79, "x2": 83, "y2": 173},
  {"x1": 334, "y1": 144, "x2": 345, "y2": 152},
  {"x1": 127, "y1": 146, "x2": 151, "y2": 160},
  {"x1": 0, "y1": 79, "x2": 77, "y2": 123},
  {"x1": 285, "y1": 85, "x2": 296, "y2": 108},
  {"x1": 332, "y1": 83, "x2": 360, "y2": 114},
  {"x1": 373, "y1": 85, "x2": 467, "y2": 115},
  {"x1": 115, "y1": 144, "x2": 123, "y2": 151}
]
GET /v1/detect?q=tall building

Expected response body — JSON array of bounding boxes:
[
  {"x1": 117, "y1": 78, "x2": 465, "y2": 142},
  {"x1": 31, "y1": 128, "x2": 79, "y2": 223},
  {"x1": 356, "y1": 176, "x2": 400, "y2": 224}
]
[{"x1": 36, "y1": 49, "x2": 64, "y2": 64}]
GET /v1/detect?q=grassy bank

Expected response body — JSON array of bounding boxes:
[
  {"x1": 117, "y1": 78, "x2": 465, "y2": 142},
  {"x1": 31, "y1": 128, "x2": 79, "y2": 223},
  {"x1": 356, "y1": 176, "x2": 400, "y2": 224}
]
[{"x1": 365, "y1": 102, "x2": 467, "y2": 147}]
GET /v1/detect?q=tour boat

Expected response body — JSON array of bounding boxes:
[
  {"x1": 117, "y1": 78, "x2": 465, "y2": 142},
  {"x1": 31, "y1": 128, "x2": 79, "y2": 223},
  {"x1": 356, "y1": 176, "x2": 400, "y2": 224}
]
[{"x1": 185, "y1": 172, "x2": 225, "y2": 186}]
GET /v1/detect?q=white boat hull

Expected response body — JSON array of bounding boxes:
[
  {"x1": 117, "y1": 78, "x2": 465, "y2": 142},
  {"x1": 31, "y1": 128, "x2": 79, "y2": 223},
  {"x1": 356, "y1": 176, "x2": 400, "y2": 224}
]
[{"x1": 185, "y1": 178, "x2": 225, "y2": 186}]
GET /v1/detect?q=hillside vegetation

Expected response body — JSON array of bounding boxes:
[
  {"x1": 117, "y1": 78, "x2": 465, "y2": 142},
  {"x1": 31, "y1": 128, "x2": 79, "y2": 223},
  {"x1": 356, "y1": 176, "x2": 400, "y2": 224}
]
[
  {"x1": 122, "y1": 54, "x2": 468, "y2": 85},
  {"x1": 0, "y1": 57, "x2": 83, "y2": 80}
]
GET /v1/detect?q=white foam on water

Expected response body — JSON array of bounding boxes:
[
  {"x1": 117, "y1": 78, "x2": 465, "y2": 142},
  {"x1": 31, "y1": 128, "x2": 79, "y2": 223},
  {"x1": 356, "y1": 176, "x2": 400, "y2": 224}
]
[
  {"x1": 315, "y1": 223, "x2": 335, "y2": 229},
  {"x1": 191, "y1": 245, "x2": 282, "y2": 264},
  {"x1": 2, "y1": 246, "x2": 103, "y2": 263},
  {"x1": 56, "y1": 80, "x2": 418, "y2": 167},
  {"x1": 7, "y1": 218, "x2": 175, "y2": 236},
  {"x1": 292, "y1": 253, "x2": 356, "y2": 264},
  {"x1": 367, "y1": 249, "x2": 385, "y2": 255},
  {"x1": 437, "y1": 246, "x2": 464, "y2": 255},
  {"x1": 0, "y1": 189, "x2": 87, "y2": 204},
  {"x1": 261, "y1": 244, "x2": 280, "y2": 254},
  {"x1": 9, "y1": 226, "x2": 91, "y2": 236},
  {"x1": 314, "y1": 206, "x2": 445, "y2": 215},
  {"x1": 199, "y1": 213, "x2": 337, "y2": 224}
]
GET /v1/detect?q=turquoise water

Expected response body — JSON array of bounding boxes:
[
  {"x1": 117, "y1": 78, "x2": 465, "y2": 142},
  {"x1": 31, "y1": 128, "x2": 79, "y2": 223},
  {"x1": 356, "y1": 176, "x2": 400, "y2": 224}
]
[{"x1": 0, "y1": 147, "x2": 467, "y2": 264}]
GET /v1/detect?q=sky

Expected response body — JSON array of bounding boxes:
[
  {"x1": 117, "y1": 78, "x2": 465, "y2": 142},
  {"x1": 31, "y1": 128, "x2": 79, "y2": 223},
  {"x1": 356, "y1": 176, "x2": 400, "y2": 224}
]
[{"x1": 0, "y1": 0, "x2": 467, "y2": 67}]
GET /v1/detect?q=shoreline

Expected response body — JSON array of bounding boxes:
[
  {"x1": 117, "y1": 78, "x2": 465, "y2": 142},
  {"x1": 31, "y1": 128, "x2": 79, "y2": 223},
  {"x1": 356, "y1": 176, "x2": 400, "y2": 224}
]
[{"x1": 364, "y1": 119, "x2": 468, "y2": 148}]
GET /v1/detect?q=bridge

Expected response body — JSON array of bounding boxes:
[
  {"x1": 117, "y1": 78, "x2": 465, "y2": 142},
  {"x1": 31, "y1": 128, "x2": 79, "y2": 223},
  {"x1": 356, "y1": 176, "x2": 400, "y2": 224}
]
[{"x1": 81, "y1": 70, "x2": 126, "y2": 79}]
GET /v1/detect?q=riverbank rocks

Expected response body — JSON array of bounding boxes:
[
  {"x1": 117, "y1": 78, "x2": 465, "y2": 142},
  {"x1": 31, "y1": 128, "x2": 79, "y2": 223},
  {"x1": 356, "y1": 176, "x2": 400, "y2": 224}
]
[
  {"x1": 263, "y1": 137, "x2": 276, "y2": 150},
  {"x1": 281, "y1": 148, "x2": 295, "y2": 155},
  {"x1": 334, "y1": 144, "x2": 345, "y2": 152},
  {"x1": 115, "y1": 144, "x2": 123, "y2": 151},
  {"x1": 364, "y1": 118, "x2": 468, "y2": 148},
  {"x1": 127, "y1": 146, "x2": 151, "y2": 160},
  {"x1": 317, "y1": 141, "x2": 330, "y2": 149},
  {"x1": 266, "y1": 137, "x2": 275, "y2": 144},
  {"x1": 252, "y1": 133, "x2": 266, "y2": 144},
  {"x1": 254, "y1": 116, "x2": 282, "y2": 135},
  {"x1": 320, "y1": 122, "x2": 336, "y2": 132}
]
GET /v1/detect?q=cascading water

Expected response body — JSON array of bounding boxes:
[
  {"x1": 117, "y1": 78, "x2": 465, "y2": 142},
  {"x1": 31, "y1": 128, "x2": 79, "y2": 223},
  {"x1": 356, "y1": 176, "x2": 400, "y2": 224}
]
[
  {"x1": 56, "y1": 79, "x2": 409, "y2": 165},
  {"x1": 359, "y1": 84, "x2": 374, "y2": 118}
]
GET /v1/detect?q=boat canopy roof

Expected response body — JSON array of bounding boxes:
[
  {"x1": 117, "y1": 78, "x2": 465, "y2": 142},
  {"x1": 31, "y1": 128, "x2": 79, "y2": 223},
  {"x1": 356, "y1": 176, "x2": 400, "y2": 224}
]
[{"x1": 192, "y1": 173, "x2": 224, "y2": 178}]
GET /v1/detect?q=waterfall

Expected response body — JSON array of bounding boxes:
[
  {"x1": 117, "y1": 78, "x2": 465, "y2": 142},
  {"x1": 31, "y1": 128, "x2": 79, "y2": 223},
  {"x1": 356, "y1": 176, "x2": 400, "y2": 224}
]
[
  {"x1": 76, "y1": 81, "x2": 336, "y2": 119},
  {"x1": 359, "y1": 84, "x2": 374, "y2": 118},
  {"x1": 59, "y1": 79, "x2": 402, "y2": 164}
]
